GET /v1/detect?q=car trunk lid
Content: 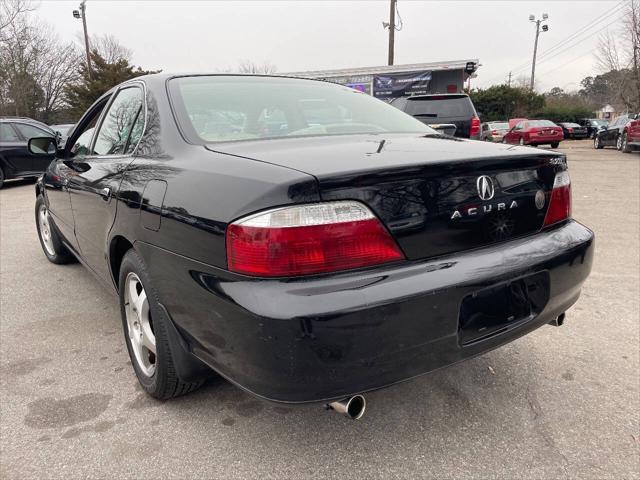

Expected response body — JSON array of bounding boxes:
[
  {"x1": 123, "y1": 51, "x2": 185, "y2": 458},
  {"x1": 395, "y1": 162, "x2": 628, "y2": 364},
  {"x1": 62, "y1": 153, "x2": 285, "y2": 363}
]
[{"x1": 208, "y1": 134, "x2": 564, "y2": 260}]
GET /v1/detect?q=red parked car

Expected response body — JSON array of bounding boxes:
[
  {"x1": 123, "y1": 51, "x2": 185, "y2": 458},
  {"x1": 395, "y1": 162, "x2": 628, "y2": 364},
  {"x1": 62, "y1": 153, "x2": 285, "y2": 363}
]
[
  {"x1": 622, "y1": 115, "x2": 640, "y2": 153},
  {"x1": 503, "y1": 119, "x2": 563, "y2": 148}
]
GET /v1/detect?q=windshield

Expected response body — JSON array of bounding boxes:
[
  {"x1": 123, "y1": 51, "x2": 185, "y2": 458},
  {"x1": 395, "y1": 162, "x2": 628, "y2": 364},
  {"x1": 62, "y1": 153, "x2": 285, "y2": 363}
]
[
  {"x1": 169, "y1": 76, "x2": 435, "y2": 143},
  {"x1": 563, "y1": 123, "x2": 581, "y2": 128},
  {"x1": 527, "y1": 120, "x2": 557, "y2": 128}
]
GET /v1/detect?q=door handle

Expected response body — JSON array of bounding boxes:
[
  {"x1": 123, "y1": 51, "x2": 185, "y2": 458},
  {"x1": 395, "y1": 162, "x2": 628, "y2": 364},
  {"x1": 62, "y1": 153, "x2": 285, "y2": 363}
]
[{"x1": 100, "y1": 187, "x2": 111, "y2": 200}]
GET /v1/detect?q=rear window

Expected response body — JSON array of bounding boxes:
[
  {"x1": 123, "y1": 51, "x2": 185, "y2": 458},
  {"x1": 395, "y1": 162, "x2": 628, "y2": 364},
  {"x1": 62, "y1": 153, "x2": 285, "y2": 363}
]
[
  {"x1": 527, "y1": 120, "x2": 557, "y2": 128},
  {"x1": 563, "y1": 123, "x2": 581, "y2": 128},
  {"x1": 404, "y1": 96, "x2": 475, "y2": 118},
  {"x1": 169, "y1": 76, "x2": 434, "y2": 143},
  {"x1": 489, "y1": 122, "x2": 509, "y2": 130}
]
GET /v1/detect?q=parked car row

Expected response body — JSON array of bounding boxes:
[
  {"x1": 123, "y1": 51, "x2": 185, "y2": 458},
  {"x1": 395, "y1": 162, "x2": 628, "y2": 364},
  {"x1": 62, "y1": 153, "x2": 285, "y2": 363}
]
[
  {"x1": 0, "y1": 117, "x2": 75, "y2": 188},
  {"x1": 594, "y1": 113, "x2": 640, "y2": 153}
]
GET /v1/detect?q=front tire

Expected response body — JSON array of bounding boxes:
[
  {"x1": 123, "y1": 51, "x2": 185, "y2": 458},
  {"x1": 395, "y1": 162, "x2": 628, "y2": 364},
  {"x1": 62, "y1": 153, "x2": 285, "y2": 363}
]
[
  {"x1": 0, "y1": 167, "x2": 4, "y2": 189},
  {"x1": 119, "y1": 249, "x2": 205, "y2": 399},
  {"x1": 621, "y1": 133, "x2": 631, "y2": 153},
  {"x1": 35, "y1": 195, "x2": 75, "y2": 264},
  {"x1": 594, "y1": 136, "x2": 604, "y2": 149},
  {"x1": 551, "y1": 142, "x2": 559, "y2": 148}
]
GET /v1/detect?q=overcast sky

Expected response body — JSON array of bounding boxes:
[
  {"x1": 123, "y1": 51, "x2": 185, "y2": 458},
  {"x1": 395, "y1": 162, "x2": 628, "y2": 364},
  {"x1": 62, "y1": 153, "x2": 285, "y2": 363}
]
[{"x1": 36, "y1": 0, "x2": 625, "y2": 92}]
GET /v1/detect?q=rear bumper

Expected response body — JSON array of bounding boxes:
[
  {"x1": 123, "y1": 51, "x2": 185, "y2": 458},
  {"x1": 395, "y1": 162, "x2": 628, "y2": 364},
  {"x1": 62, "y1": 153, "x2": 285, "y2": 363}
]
[
  {"x1": 529, "y1": 136, "x2": 562, "y2": 144},
  {"x1": 139, "y1": 220, "x2": 594, "y2": 403}
]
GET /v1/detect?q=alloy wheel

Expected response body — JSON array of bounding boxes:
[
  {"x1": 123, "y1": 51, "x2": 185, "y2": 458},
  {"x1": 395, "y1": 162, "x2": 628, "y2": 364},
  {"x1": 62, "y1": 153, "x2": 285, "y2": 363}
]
[
  {"x1": 124, "y1": 272, "x2": 156, "y2": 377},
  {"x1": 617, "y1": 135, "x2": 623, "y2": 150},
  {"x1": 38, "y1": 205, "x2": 55, "y2": 256}
]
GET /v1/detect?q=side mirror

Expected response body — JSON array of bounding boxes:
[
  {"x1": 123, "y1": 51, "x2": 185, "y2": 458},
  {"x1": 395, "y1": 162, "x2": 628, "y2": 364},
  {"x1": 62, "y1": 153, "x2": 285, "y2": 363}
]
[{"x1": 28, "y1": 136, "x2": 57, "y2": 155}]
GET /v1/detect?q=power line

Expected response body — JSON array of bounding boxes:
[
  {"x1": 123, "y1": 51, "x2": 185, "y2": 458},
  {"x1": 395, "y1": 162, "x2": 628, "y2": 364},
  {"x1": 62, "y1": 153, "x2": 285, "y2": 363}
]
[
  {"x1": 507, "y1": 1, "x2": 626, "y2": 76},
  {"x1": 525, "y1": 13, "x2": 626, "y2": 72},
  {"x1": 483, "y1": 2, "x2": 626, "y2": 85}
]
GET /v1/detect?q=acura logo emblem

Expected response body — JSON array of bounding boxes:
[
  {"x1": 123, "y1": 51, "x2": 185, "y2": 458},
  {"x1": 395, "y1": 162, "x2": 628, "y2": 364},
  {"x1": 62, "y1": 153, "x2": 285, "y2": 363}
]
[{"x1": 476, "y1": 175, "x2": 495, "y2": 201}]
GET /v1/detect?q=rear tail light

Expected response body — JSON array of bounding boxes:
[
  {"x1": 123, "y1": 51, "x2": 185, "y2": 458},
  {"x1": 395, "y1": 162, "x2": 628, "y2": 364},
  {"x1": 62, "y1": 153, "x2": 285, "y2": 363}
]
[
  {"x1": 470, "y1": 117, "x2": 481, "y2": 137},
  {"x1": 543, "y1": 171, "x2": 571, "y2": 227},
  {"x1": 226, "y1": 201, "x2": 405, "y2": 277},
  {"x1": 491, "y1": 129, "x2": 498, "y2": 135}
]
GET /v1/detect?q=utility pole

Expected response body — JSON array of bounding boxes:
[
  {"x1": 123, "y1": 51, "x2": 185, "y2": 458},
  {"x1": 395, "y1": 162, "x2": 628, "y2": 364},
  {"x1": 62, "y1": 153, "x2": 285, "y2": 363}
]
[
  {"x1": 529, "y1": 13, "x2": 549, "y2": 91},
  {"x1": 73, "y1": 1, "x2": 92, "y2": 80},
  {"x1": 507, "y1": 71, "x2": 512, "y2": 87},
  {"x1": 387, "y1": 0, "x2": 396, "y2": 66}
]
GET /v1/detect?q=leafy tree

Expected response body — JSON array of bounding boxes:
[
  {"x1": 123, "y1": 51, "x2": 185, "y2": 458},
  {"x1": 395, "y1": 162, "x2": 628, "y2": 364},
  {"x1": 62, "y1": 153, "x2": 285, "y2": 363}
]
[
  {"x1": 469, "y1": 85, "x2": 545, "y2": 121},
  {"x1": 65, "y1": 51, "x2": 160, "y2": 117}
]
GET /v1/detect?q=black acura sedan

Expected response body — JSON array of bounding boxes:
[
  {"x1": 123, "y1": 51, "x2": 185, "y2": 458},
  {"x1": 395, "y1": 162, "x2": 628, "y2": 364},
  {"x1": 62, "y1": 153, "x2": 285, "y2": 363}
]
[{"x1": 31, "y1": 74, "x2": 594, "y2": 418}]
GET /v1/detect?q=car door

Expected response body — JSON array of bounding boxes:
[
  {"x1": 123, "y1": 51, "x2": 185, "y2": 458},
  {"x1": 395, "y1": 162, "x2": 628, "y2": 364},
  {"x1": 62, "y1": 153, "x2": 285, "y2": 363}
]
[
  {"x1": 509, "y1": 122, "x2": 524, "y2": 144},
  {"x1": 604, "y1": 117, "x2": 623, "y2": 145},
  {"x1": 0, "y1": 123, "x2": 31, "y2": 176},
  {"x1": 12, "y1": 122, "x2": 56, "y2": 172},
  {"x1": 45, "y1": 101, "x2": 109, "y2": 253},
  {"x1": 67, "y1": 85, "x2": 145, "y2": 282}
]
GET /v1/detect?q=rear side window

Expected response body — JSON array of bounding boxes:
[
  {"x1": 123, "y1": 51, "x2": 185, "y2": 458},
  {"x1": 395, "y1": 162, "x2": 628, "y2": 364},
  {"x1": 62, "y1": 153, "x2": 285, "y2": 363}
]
[
  {"x1": 527, "y1": 120, "x2": 556, "y2": 128},
  {"x1": 405, "y1": 96, "x2": 475, "y2": 118},
  {"x1": 0, "y1": 124, "x2": 20, "y2": 141},
  {"x1": 13, "y1": 123, "x2": 51, "y2": 140},
  {"x1": 93, "y1": 86, "x2": 144, "y2": 155}
]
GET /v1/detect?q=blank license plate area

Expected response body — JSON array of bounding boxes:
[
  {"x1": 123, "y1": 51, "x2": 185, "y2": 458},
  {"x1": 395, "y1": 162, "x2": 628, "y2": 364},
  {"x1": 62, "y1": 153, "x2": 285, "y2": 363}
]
[{"x1": 458, "y1": 272, "x2": 550, "y2": 345}]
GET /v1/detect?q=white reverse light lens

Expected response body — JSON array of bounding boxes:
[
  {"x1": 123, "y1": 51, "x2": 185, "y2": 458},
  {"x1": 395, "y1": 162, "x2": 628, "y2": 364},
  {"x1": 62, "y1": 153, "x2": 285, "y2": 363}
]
[
  {"x1": 553, "y1": 171, "x2": 571, "y2": 188},
  {"x1": 236, "y1": 201, "x2": 375, "y2": 228}
]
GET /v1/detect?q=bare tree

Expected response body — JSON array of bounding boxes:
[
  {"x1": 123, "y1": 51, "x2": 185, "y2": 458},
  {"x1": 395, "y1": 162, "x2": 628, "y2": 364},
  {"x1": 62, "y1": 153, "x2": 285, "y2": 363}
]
[
  {"x1": 594, "y1": 0, "x2": 640, "y2": 110},
  {"x1": 0, "y1": 7, "x2": 81, "y2": 121},
  {"x1": 0, "y1": 0, "x2": 34, "y2": 39},
  {"x1": 596, "y1": 30, "x2": 622, "y2": 72},
  {"x1": 237, "y1": 60, "x2": 277, "y2": 74},
  {"x1": 88, "y1": 33, "x2": 132, "y2": 63}
]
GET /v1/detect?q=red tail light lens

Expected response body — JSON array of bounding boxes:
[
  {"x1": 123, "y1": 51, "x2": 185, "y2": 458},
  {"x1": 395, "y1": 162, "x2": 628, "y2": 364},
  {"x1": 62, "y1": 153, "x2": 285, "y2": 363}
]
[
  {"x1": 470, "y1": 117, "x2": 481, "y2": 137},
  {"x1": 543, "y1": 171, "x2": 572, "y2": 227},
  {"x1": 567, "y1": 127, "x2": 574, "y2": 133},
  {"x1": 226, "y1": 202, "x2": 405, "y2": 277}
]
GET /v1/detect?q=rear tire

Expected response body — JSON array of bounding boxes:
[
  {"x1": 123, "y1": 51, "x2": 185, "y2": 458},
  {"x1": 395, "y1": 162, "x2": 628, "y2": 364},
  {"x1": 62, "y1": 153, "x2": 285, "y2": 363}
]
[
  {"x1": 616, "y1": 134, "x2": 623, "y2": 150},
  {"x1": 35, "y1": 195, "x2": 75, "y2": 264},
  {"x1": 119, "y1": 249, "x2": 205, "y2": 399},
  {"x1": 551, "y1": 142, "x2": 559, "y2": 148},
  {"x1": 0, "y1": 167, "x2": 4, "y2": 189}
]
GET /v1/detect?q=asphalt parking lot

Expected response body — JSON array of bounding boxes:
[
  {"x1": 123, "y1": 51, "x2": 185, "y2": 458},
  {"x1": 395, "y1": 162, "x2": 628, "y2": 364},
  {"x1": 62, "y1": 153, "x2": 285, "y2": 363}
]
[{"x1": 1, "y1": 140, "x2": 638, "y2": 479}]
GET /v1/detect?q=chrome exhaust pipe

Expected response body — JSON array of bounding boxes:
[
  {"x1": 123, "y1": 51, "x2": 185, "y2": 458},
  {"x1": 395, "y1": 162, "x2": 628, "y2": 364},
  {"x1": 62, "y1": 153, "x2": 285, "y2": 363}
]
[
  {"x1": 549, "y1": 313, "x2": 565, "y2": 327},
  {"x1": 327, "y1": 395, "x2": 366, "y2": 420}
]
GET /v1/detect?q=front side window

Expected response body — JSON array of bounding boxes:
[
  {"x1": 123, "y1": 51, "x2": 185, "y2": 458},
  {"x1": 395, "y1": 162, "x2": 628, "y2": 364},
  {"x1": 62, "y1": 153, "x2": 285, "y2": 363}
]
[
  {"x1": 169, "y1": 76, "x2": 433, "y2": 143},
  {"x1": 93, "y1": 86, "x2": 144, "y2": 155},
  {"x1": 14, "y1": 123, "x2": 51, "y2": 140}
]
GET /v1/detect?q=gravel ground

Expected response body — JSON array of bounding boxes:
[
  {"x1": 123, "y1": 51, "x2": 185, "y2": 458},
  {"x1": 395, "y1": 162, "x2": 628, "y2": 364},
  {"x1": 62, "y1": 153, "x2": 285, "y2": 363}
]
[{"x1": 1, "y1": 140, "x2": 639, "y2": 479}]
